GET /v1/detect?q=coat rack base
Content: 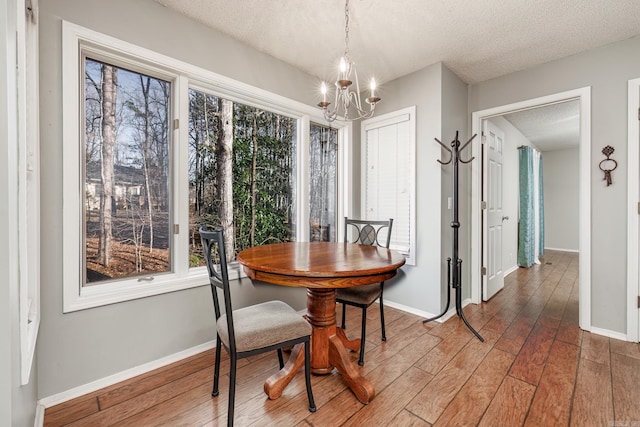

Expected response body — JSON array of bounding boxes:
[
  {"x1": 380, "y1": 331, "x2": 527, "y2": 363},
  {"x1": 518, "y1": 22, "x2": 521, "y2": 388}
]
[{"x1": 422, "y1": 259, "x2": 484, "y2": 342}]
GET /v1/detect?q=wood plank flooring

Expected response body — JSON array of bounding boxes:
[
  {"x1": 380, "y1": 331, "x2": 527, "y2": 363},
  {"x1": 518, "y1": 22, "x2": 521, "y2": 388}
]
[{"x1": 44, "y1": 250, "x2": 640, "y2": 426}]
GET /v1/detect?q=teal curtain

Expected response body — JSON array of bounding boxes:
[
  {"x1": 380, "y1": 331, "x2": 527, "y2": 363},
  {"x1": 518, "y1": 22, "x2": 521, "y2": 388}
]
[
  {"x1": 518, "y1": 146, "x2": 535, "y2": 267},
  {"x1": 538, "y1": 154, "x2": 545, "y2": 257}
]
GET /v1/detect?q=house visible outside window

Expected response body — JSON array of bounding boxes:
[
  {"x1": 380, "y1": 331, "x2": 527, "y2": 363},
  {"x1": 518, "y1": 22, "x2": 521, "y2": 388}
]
[
  {"x1": 62, "y1": 22, "x2": 348, "y2": 311},
  {"x1": 83, "y1": 58, "x2": 171, "y2": 285}
]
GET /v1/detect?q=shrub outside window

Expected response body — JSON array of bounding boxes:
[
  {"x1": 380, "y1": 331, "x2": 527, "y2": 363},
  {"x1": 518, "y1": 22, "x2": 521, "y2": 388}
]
[{"x1": 187, "y1": 89, "x2": 298, "y2": 266}]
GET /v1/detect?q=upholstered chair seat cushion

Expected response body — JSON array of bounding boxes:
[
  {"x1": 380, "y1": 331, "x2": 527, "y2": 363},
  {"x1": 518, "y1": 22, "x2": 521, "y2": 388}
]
[
  {"x1": 217, "y1": 300, "x2": 311, "y2": 353},
  {"x1": 336, "y1": 283, "x2": 381, "y2": 305}
]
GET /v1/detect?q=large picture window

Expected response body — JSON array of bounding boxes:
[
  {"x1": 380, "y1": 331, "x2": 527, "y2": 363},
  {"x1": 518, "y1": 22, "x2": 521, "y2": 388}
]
[
  {"x1": 188, "y1": 89, "x2": 298, "y2": 265},
  {"x1": 83, "y1": 58, "x2": 172, "y2": 285},
  {"x1": 62, "y1": 22, "x2": 348, "y2": 311},
  {"x1": 309, "y1": 123, "x2": 338, "y2": 242}
]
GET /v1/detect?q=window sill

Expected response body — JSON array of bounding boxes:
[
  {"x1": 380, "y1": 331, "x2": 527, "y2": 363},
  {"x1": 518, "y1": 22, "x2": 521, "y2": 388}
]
[{"x1": 63, "y1": 262, "x2": 248, "y2": 313}]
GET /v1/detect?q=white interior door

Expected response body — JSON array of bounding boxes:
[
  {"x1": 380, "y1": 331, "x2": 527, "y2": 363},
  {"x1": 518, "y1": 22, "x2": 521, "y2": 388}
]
[{"x1": 483, "y1": 120, "x2": 505, "y2": 300}]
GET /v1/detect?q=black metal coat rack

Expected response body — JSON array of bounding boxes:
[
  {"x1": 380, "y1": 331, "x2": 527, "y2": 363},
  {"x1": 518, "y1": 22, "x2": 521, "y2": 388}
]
[{"x1": 423, "y1": 131, "x2": 484, "y2": 342}]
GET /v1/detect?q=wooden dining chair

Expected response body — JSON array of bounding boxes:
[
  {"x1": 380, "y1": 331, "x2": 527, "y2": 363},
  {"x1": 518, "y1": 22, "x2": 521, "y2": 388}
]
[
  {"x1": 199, "y1": 225, "x2": 316, "y2": 426},
  {"x1": 336, "y1": 217, "x2": 394, "y2": 366}
]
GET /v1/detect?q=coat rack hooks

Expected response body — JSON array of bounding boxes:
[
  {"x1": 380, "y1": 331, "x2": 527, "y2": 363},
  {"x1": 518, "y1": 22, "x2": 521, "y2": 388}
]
[
  {"x1": 434, "y1": 138, "x2": 452, "y2": 165},
  {"x1": 435, "y1": 133, "x2": 476, "y2": 164},
  {"x1": 424, "y1": 131, "x2": 484, "y2": 342}
]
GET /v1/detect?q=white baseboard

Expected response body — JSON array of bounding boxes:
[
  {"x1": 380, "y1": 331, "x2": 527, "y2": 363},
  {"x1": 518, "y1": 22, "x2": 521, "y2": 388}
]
[
  {"x1": 34, "y1": 403, "x2": 45, "y2": 427},
  {"x1": 385, "y1": 297, "x2": 475, "y2": 324},
  {"x1": 504, "y1": 264, "x2": 519, "y2": 277},
  {"x1": 35, "y1": 297, "x2": 489, "y2": 424},
  {"x1": 588, "y1": 326, "x2": 628, "y2": 342},
  {"x1": 544, "y1": 247, "x2": 579, "y2": 253},
  {"x1": 387, "y1": 296, "x2": 627, "y2": 342},
  {"x1": 387, "y1": 298, "x2": 627, "y2": 342},
  {"x1": 384, "y1": 300, "x2": 445, "y2": 322},
  {"x1": 37, "y1": 340, "x2": 215, "y2": 411},
  {"x1": 34, "y1": 300, "x2": 452, "y2": 413}
]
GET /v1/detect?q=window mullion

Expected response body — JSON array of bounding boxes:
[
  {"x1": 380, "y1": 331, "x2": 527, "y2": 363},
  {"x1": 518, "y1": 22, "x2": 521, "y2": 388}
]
[
  {"x1": 174, "y1": 75, "x2": 190, "y2": 276},
  {"x1": 298, "y1": 116, "x2": 310, "y2": 241},
  {"x1": 339, "y1": 124, "x2": 353, "y2": 237}
]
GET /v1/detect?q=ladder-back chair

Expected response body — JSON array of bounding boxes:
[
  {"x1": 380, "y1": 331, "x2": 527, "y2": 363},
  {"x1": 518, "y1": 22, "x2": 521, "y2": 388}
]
[
  {"x1": 199, "y1": 225, "x2": 316, "y2": 426},
  {"x1": 336, "y1": 217, "x2": 393, "y2": 365}
]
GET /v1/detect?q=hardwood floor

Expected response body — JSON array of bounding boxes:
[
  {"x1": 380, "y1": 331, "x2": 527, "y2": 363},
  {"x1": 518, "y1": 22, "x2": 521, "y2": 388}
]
[{"x1": 44, "y1": 250, "x2": 640, "y2": 426}]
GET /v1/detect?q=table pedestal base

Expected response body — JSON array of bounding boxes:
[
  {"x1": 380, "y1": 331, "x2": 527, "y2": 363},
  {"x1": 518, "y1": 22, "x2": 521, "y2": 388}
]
[
  {"x1": 263, "y1": 343, "x2": 305, "y2": 400},
  {"x1": 264, "y1": 288, "x2": 375, "y2": 404}
]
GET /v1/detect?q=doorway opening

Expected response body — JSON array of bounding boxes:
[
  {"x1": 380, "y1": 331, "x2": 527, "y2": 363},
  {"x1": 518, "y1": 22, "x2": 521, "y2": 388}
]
[
  {"x1": 470, "y1": 87, "x2": 592, "y2": 332},
  {"x1": 482, "y1": 101, "x2": 580, "y2": 300}
]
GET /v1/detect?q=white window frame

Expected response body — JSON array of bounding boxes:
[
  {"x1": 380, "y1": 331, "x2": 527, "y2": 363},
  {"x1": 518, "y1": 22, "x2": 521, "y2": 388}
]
[
  {"x1": 17, "y1": 0, "x2": 40, "y2": 385},
  {"x1": 361, "y1": 106, "x2": 416, "y2": 265},
  {"x1": 62, "y1": 21, "x2": 348, "y2": 312}
]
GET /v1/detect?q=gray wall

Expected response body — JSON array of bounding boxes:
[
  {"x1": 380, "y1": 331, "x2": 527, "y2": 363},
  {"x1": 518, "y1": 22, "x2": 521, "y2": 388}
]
[
  {"x1": 370, "y1": 62, "x2": 445, "y2": 315},
  {"x1": 369, "y1": 62, "x2": 468, "y2": 314},
  {"x1": 441, "y1": 65, "x2": 471, "y2": 301},
  {"x1": 38, "y1": 0, "x2": 315, "y2": 398},
  {"x1": 1, "y1": 0, "x2": 39, "y2": 425},
  {"x1": 543, "y1": 148, "x2": 580, "y2": 251},
  {"x1": 469, "y1": 35, "x2": 640, "y2": 334}
]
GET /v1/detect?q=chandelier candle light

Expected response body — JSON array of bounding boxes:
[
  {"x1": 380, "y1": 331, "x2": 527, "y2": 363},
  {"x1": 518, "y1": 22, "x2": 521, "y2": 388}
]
[{"x1": 318, "y1": 0, "x2": 381, "y2": 122}]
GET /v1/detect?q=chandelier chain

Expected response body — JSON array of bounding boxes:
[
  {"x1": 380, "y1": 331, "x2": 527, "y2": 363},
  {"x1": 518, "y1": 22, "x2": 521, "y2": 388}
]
[
  {"x1": 344, "y1": 0, "x2": 350, "y2": 58},
  {"x1": 317, "y1": 0, "x2": 381, "y2": 122}
]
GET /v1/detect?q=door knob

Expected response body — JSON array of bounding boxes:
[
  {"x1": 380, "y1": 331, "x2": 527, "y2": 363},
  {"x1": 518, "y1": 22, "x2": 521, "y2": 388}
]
[{"x1": 502, "y1": 216, "x2": 509, "y2": 221}]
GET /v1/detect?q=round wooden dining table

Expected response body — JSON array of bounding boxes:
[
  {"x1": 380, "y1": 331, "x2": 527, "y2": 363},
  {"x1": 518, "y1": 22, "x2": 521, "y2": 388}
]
[{"x1": 236, "y1": 241, "x2": 406, "y2": 404}]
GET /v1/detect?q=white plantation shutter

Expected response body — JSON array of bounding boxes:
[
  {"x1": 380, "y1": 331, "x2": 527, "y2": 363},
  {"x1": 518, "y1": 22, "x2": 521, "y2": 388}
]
[{"x1": 362, "y1": 107, "x2": 416, "y2": 265}]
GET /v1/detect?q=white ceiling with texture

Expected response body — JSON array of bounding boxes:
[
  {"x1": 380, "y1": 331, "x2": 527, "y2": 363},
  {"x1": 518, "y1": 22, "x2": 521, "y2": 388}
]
[
  {"x1": 154, "y1": 0, "x2": 637, "y2": 148},
  {"x1": 154, "y1": 0, "x2": 640, "y2": 85},
  {"x1": 503, "y1": 101, "x2": 581, "y2": 152}
]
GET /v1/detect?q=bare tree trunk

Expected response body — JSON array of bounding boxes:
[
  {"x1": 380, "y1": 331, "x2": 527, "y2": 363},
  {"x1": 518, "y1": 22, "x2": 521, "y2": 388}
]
[
  {"x1": 217, "y1": 99, "x2": 234, "y2": 260},
  {"x1": 140, "y1": 76, "x2": 154, "y2": 253},
  {"x1": 194, "y1": 131, "x2": 202, "y2": 215},
  {"x1": 99, "y1": 65, "x2": 117, "y2": 266},
  {"x1": 130, "y1": 199, "x2": 143, "y2": 272},
  {"x1": 195, "y1": 98, "x2": 205, "y2": 215}
]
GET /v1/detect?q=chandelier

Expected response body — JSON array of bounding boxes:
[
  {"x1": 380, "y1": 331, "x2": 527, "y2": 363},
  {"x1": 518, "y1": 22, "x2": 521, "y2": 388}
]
[{"x1": 317, "y1": 0, "x2": 381, "y2": 122}]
